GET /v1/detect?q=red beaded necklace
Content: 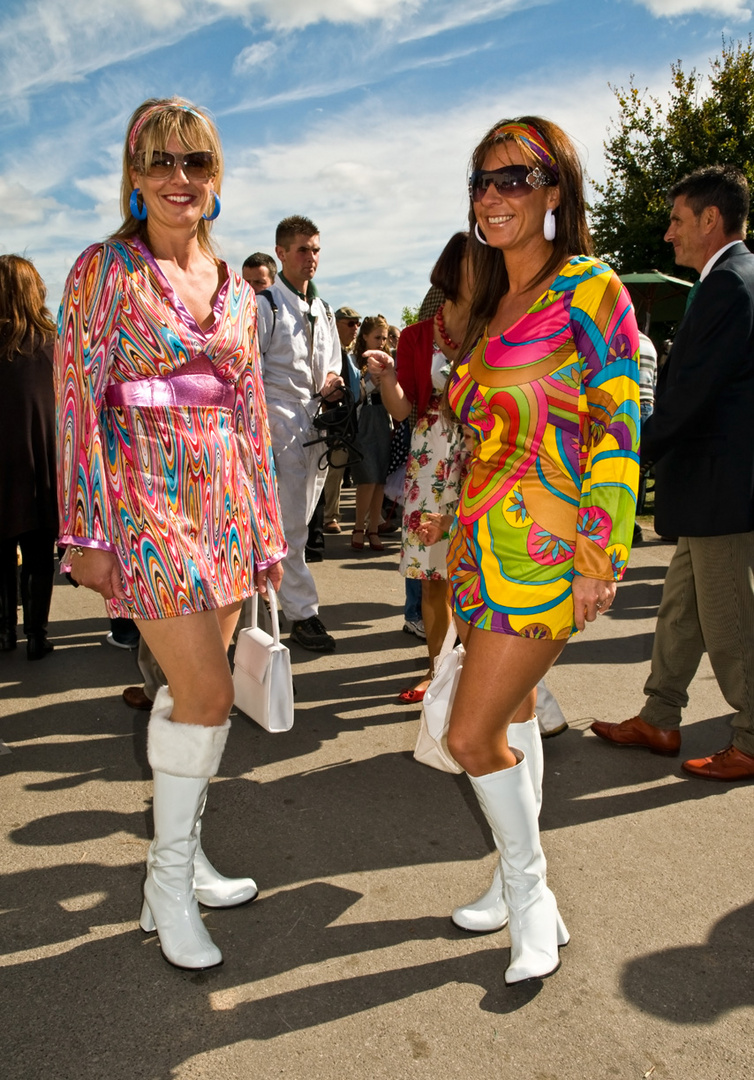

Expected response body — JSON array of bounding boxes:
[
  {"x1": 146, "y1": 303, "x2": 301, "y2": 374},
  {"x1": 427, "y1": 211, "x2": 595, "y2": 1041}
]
[{"x1": 435, "y1": 303, "x2": 460, "y2": 351}]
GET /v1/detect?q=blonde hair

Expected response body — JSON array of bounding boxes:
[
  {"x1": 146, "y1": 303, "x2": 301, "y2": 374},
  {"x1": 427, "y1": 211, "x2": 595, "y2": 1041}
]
[
  {"x1": 111, "y1": 97, "x2": 224, "y2": 258},
  {"x1": 0, "y1": 255, "x2": 56, "y2": 361}
]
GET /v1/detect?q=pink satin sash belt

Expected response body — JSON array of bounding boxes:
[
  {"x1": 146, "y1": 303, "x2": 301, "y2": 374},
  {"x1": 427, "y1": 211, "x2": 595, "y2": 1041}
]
[{"x1": 105, "y1": 354, "x2": 235, "y2": 410}]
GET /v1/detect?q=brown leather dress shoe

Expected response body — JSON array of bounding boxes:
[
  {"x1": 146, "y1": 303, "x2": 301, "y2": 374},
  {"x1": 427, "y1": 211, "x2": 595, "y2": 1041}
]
[
  {"x1": 590, "y1": 715, "x2": 681, "y2": 756},
  {"x1": 681, "y1": 744, "x2": 754, "y2": 781},
  {"x1": 122, "y1": 685, "x2": 153, "y2": 711}
]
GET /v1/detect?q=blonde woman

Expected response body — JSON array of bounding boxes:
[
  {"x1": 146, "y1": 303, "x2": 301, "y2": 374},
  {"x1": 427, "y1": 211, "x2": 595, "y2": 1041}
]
[{"x1": 55, "y1": 98, "x2": 286, "y2": 970}]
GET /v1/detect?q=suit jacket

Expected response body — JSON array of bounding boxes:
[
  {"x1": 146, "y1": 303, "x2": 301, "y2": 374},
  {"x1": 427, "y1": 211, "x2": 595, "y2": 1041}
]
[{"x1": 641, "y1": 241, "x2": 754, "y2": 537}]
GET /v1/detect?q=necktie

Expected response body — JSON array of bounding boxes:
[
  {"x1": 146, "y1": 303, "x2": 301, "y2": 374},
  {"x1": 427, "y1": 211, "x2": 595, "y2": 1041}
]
[{"x1": 685, "y1": 280, "x2": 701, "y2": 311}]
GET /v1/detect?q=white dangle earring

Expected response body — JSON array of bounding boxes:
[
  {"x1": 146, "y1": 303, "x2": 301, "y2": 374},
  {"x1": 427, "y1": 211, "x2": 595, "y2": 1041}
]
[
  {"x1": 474, "y1": 222, "x2": 489, "y2": 246},
  {"x1": 543, "y1": 208, "x2": 556, "y2": 242}
]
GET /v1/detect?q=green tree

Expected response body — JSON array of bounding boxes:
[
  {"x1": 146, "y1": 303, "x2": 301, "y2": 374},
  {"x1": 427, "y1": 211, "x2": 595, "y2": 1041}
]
[
  {"x1": 400, "y1": 304, "x2": 420, "y2": 327},
  {"x1": 591, "y1": 37, "x2": 754, "y2": 277}
]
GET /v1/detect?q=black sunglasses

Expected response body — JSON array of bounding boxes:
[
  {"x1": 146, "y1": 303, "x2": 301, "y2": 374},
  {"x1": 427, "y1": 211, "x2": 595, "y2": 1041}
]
[
  {"x1": 469, "y1": 164, "x2": 556, "y2": 201},
  {"x1": 136, "y1": 150, "x2": 216, "y2": 181}
]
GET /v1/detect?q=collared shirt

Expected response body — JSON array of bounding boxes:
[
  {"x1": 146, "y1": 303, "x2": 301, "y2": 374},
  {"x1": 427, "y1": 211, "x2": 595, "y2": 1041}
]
[{"x1": 700, "y1": 240, "x2": 742, "y2": 281}]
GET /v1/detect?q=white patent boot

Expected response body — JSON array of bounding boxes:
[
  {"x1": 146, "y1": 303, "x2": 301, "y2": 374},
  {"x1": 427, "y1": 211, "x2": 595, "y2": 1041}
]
[
  {"x1": 193, "y1": 794, "x2": 258, "y2": 908},
  {"x1": 144, "y1": 689, "x2": 258, "y2": 909},
  {"x1": 452, "y1": 716, "x2": 542, "y2": 933},
  {"x1": 469, "y1": 750, "x2": 563, "y2": 984},
  {"x1": 139, "y1": 688, "x2": 229, "y2": 969}
]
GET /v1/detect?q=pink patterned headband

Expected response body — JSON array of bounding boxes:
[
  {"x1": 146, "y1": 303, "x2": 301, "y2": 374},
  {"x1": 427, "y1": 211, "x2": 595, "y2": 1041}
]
[
  {"x1": 128, "y1": 103, "x2": 210, "y2": 157},
  {"x1": 492, "y1": 122, "x2": 558, "y2": 177}
]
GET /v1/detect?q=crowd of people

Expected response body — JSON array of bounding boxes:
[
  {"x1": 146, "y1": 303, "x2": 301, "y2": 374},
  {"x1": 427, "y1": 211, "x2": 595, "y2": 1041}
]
[{"x1": 3, "y1": 96, "x2": 754, "y2": 984}]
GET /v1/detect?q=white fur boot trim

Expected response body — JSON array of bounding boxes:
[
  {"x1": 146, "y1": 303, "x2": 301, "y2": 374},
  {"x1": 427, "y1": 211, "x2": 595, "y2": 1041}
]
[{"x1": 147, "y1": 687, "x2": 230, "y2": 778}]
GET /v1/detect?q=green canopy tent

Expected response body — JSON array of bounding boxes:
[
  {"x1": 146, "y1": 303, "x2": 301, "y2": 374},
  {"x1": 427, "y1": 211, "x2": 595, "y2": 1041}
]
[{"x1": 619, "y1": 270, "x2": 693, "y2": 334}]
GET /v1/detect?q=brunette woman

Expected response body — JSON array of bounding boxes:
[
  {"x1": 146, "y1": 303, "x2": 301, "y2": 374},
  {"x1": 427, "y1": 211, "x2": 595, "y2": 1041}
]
[
  {"x1": 437, "y1": 118, "x2": 639, "y2": 983},
  {"x1": 0, "y1": 256, "x2": 58, "y2": 660}
]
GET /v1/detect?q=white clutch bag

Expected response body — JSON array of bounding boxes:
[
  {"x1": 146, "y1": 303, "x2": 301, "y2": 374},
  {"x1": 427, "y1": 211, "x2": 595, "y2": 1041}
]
[
  {"x1": 413, "y1": 622, "x2": 464, "y2": 774},
  {"x1": 233, "y1": 590, "x2": 294, "y2": 733}
]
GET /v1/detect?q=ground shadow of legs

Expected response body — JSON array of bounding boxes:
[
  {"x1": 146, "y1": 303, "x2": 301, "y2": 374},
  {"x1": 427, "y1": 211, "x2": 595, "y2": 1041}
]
[{"x1": 620, "y1": 901, "x2": 754, "y2": 1023}]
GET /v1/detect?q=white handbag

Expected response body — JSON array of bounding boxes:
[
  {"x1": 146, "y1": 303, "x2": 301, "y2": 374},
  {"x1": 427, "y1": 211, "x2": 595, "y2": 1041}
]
[
  {"x1": 233, "y1": 590, "x2": 294, "y2": 732},
  {"x1": 413, "y1": 622, "x2": 464, "y2": 774}
]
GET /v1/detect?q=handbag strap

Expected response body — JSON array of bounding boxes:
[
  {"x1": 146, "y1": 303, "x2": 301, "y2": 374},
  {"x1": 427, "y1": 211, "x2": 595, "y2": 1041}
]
[
  {"x1": 434, "y1": 619, "x2": 459, "y2": 667},
  {"x1": 250, "y1": 588, "x2": 281, "y2": 645}
]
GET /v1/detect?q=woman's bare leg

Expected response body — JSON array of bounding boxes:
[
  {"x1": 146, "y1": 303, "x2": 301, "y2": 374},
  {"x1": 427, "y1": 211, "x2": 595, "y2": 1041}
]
[
  {"x1": 367, "y1": 484, "x2": 385, "y2": 533},
  {"x1": 422, "y1": 578, "x2": 451, "y2": 675},
  {"x1": 447, "y1": 626, "x2": 565, "y2": 776},
  {"x1": 135, "y1": 601, "x2": 242, "y2": 727},
  {"x1": 354, "y1": 484, "x2": 374, "y2": 532}
]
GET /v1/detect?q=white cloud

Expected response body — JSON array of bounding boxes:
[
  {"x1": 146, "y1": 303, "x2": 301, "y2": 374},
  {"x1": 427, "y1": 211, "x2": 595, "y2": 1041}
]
[
  {"x1": 233, "y1": 40, "x2": 278, "y2": 73},
  {"x1": 634, "y1": 0, "x2": 752, "y2": 18}
]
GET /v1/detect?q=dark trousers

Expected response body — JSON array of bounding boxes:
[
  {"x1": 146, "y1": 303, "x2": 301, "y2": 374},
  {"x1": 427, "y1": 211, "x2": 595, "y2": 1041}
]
[{"x1": 0, "y1": 528, "x2": 57, "y2": 638}]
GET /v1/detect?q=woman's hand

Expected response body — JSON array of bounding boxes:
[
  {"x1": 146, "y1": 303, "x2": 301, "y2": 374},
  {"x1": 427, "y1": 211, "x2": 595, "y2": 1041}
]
[
  {"x1": 255, "y1": 560, "x2": 283, "y2": 595},
  {"x1": 69, "y1": 548, "x2": 126, "y2": 601},
  {"x1": 364, "y1": 350, "x2": 394, "y2": 385},
  {"x1": 416, "y1": 512, "x2": 453, "y2": 547},
  {"x1": 571, "y1": 575, "x2": 617, "y2": 631}
]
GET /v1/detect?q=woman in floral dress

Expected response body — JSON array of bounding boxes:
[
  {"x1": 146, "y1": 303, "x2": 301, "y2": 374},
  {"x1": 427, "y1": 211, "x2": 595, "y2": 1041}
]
[{"x1": 367, "y1": 232, "x2": 471, "y2": 702}]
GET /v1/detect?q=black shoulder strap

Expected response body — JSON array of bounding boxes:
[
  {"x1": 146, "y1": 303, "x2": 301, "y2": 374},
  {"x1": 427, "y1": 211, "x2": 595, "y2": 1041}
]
[{"x1": 258, "y1": 289, "x2": 278, "y2": 337}]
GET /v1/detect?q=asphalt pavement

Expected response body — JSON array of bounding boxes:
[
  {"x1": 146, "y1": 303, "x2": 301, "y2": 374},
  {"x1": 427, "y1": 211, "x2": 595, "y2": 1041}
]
[{"x1": 1, "y1": 498, "x2": 752, "y2": 1080}]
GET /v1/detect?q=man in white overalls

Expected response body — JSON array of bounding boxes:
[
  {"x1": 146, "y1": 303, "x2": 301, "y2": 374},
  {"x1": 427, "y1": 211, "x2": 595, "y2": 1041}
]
[{"x1": 257, "y1": 215, "x2": 343, "y2": 651}]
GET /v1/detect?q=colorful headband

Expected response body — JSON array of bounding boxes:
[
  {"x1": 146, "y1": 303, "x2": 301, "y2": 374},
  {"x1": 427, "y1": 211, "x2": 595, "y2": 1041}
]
[
  {"x1": 491, "y1": 122, "x2": 559, "y2": 178},
  {"x1": 128, "y1": 103, "x2": 210, "y2": 157}
]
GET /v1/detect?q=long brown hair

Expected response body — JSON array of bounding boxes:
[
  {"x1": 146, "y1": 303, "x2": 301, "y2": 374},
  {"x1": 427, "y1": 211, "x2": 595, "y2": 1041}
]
[
  {"x1": 110, "y1": 97, "x2": 224, "y2": 259},
  {"x1": 456, "y1": 115, "x2": 593, "y2": 372},
  {"x1": 353, "y1": 315, "x2": 389, "y2": 372},
  {"x1": 0, "y1": 255, "x2": 56, "y2": 361}
]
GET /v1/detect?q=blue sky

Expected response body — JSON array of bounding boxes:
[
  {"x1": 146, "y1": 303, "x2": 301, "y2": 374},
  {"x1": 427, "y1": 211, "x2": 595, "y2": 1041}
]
[{"x1": 1, "y1": 0, "x2": 752, "y2": 324}]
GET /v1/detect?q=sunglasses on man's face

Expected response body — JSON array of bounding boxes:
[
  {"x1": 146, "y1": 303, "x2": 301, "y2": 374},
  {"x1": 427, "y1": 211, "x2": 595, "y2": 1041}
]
[
  {"x1": 137, "y1": 150, "x2": 216, "y2": 181},
  {"x1": 469, "y1": 164, "x2": 555, "y2": 201}
]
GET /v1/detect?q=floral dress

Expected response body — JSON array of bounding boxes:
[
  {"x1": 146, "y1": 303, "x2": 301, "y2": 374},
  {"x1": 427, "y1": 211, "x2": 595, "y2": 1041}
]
[
  {"x1": 447, "y1": 256, "x2": 640, "y2": 639},
  {"x1": 400, "y1": 345, "x2": 468, "y2": 581}
]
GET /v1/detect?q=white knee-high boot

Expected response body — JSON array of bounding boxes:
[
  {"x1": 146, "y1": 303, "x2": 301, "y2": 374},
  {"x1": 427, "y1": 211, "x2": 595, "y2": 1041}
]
[
  {"x1": 452, "y1": 716, "x2": 543, "y2": 933},
  {"x1": 193, "y1": 798, "x2": 258, "y2": 908},
  {"x1": 469, "y1": 750, "x2": 563, "y2": 984},
  {"x1": 144, "y1": 689, "x2": 258, "y2": 909},
  {"x1": 140, "y1": 688, "x2": 230, "y2": 970}
]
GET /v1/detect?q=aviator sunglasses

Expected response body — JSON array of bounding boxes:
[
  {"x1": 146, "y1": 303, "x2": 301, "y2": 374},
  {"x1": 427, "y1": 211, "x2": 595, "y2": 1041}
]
[
  {"x1": 136, "y1": 150, "x2": 217, "y2": 181},
  {"x1": 469, "y1": 164, "x2": 556, "y2": 201}
]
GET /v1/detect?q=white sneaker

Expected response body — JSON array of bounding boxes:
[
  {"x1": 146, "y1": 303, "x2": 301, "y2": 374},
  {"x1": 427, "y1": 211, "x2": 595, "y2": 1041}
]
[{"x1": 402, "y1": 619, "x2": 426, "y2": 640}]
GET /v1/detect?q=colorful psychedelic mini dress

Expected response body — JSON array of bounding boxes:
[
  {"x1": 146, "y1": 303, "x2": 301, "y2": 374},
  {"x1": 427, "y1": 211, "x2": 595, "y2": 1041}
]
[
  {"x1": 55, "y1": 238, "x2": 286, "y2": 620},
  {"x1": 446, "y1": 256, "x2": 640, "y2": 639}
]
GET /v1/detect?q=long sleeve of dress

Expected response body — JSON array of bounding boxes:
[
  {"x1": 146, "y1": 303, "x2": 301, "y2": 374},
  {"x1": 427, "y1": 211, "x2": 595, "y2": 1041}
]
[
  {"x1": 234, "y1": 290, "x2": 287, "y2": 570},
  {"x1": 54, "y1": 244, "x2": 123, "y2": 551},
  {"x1": 570, "y1": 268, "x2": 640, "y2": 581}
]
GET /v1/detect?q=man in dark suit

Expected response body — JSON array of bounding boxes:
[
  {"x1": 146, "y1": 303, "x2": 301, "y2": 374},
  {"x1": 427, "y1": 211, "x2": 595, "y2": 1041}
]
[{"x1": 592, "y1": 165, "x2": 754, "y2": 781}]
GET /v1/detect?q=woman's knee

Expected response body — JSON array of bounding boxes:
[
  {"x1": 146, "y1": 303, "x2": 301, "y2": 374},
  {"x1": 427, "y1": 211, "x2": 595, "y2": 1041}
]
[{"x1": 172, "y1": 671, "x2": 235, "y2": 725}]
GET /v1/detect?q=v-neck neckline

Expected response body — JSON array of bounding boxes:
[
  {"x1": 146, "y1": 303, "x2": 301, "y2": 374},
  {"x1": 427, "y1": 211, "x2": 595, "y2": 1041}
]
[{"x1": 133, "y1": 237, "x2": 228, "y2": 340}]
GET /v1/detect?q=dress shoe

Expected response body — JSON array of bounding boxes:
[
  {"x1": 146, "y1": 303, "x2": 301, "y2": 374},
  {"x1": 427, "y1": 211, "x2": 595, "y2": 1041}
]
[
  {"x1": 324, "y1": 521, "x2": 341, "y2": 534},
  {"x1": 681, "y1": 744, "x2": 754, "y2": 781},
  {"x1": 590, "y1": 715, "x2": 681, "y2": 756},
  {"x1": 123, "y1": 685, "x2": 153, "y2": 711}
]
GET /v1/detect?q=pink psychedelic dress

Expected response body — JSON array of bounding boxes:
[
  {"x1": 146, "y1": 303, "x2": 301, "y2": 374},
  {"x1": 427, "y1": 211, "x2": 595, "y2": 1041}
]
[
  {"x1": 447, "y1": 256, "x2": 640, "y2": 640},
  {"x1": 55, "y1": 238, "x2": 286, "y2": 620}
]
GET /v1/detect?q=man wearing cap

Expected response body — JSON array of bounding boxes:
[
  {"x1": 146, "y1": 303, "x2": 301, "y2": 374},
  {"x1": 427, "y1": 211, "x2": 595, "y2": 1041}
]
[
  {"x1": 256, "y1": 215, "x2": 343, "y2": 652},
  {"x1": 323, "y1": 307, "x2": 362, "y2": 533}
]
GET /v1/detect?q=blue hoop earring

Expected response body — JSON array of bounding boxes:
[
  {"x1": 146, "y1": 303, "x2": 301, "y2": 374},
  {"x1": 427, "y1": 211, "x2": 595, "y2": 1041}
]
[
  {"x1": 202, "y1": 192, "x2": 221, "y2": 221},
  {"x1": 129, "y1": 188, "x2": 148, "y2": 221}
]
